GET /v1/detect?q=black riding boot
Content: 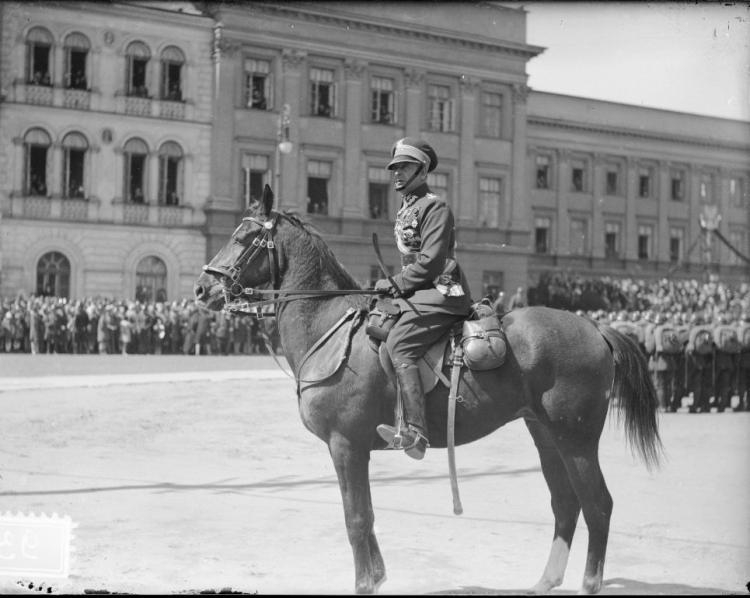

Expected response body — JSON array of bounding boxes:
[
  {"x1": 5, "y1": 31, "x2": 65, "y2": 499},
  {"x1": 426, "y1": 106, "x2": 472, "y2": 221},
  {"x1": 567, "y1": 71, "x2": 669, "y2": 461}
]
[{"x1": 377, "y1": 363, "x2": 429, "y2": 460}]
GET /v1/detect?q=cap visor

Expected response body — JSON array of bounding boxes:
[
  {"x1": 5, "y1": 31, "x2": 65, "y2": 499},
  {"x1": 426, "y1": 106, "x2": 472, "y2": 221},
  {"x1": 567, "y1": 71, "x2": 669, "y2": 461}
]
[{"x1": 386, "y1": 156, "x2": 422, "y2": 170}]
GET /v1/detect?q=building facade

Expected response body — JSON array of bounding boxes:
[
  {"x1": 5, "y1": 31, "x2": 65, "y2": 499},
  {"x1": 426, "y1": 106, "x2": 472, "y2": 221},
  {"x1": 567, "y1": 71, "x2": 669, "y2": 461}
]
[
  {"x1": 0, "y1": 1, "x2": 747, "y2": 302},
  {"x1": 0, "y1": 1, "x2": 214, "y2": 301}
]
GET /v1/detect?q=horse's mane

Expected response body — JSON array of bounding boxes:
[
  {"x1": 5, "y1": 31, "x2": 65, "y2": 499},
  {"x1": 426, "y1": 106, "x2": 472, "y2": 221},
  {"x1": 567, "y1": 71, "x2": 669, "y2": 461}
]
[{"x1": 275, "y1": 209, "x2": 364, "y2": 295}]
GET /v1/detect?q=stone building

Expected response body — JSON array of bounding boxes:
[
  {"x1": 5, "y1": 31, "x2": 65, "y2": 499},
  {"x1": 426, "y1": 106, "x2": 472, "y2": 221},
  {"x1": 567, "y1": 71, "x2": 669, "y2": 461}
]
[
  {"x1": 0, "y1": 1, "x2": 747, "y2": 302},
  {"x1": 0, "y1": 0, "x2": 214, "y2": 301}
]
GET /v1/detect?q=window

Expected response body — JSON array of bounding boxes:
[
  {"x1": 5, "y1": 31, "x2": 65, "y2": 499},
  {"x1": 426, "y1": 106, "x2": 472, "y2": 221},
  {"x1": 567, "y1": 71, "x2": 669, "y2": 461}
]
[
  {"x1": 126, "y1": 41, "x2": 150, "y2": 97},
  {"x1": 428, "y1": 172, "x2": 449, "y2": 204},
  {"x1": 604, "y1": 222, "x2": 621, "y2": 258},
  {"x1": 64, "y1": 32, "x2": 89, "y2": 90},
  {"x1": 482, "y1": 271, "x2": 504, "y2": 301},
  {"x1": 428, "y1": 84, "x2": 454, "y2": 132},
  {"x1": 24, "y1": 128, "x2": 51, "y2": 196},
  {"x1": 62, "y1": 132, "x2": 88, "y2": 199},
  {"x1": 160, "y1": 46, "x2": 185, "y2": 101},
  {"x1": 26, "y1": 27, "x2": 53, "y2": 85},
  {"x1": 310, "y1": 67, "x2": 335, "y2": 117},
  {"x1": 729, "y1": 177, "x2": 746, "y2": 208},
  {"x1": 669, "y1": 227, "x2": 684, "y2": 263},
  {"x1": 241, "y1": 154, "x2": 269, "y2": 208},
  {"x1": 158, "y1": 142, "x2": 183, "y2": 206},
  {"x1": 535, "y1": 155, "x2": 550, "y2": 189},
  {"x1": 123, "y1": 138, "x2": 149, "y2": 203},
  {"x1": 36, "y1": 251, "x2": 70, "y2": 298},
  {"x1": 478, "y1": 177, "x2": 502, "y2": 227},
  {"x1": 245, "y1": 58, "x2": 272, "y2": 110},
  {"x1": 699, "y1": 173, "x2": 713, "y2": 203},
  {"x1": 569, "y1": 218, "x2": 588, "y2": 256},
  {"x1": 638, "y1": 167, "x2": 653, "y2": 198},
  {"x1": 135, "y1": 256, "x2": 167, "y2": 303},
  {"x1": 571, "y1": 159, "x2": 586, "y2": 192},
  {"x1": 368, "y1": 167, "x2": 390, "y2": 219},
  {"x1": 638, "y1": 224, "x2": 654, "y2": 260},
  {"x1": 534, "y1": 216, "x2": 551, "y2": 254},
  {"x1": 481, "y1": 92, "x2": 502, "y2": 138},
  {"x1": 370, "y1": 76, "x2": 395, "y2": 124},
  {"x1": 605, "y1": 168, "x2": 619, "y2": 195},
  {"x1": 670, "y1": 169, "x2": 685, "y2": 201},
  {"x1": 306, "y1": 160, "x2": 331, "y2": 214}
]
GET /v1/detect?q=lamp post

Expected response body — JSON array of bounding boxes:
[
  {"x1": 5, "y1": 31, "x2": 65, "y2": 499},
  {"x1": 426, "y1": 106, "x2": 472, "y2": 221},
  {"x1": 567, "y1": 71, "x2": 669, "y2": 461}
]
[{"x1": 275, "y1": 103, "x2": 293, "y2": 192}]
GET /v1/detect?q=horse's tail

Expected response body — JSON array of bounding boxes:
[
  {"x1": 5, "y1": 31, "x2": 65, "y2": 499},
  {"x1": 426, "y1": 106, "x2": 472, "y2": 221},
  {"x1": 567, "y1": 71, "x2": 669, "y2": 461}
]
[{"x1": 597, "y1": 322, "x2": 663, "y2": 471}]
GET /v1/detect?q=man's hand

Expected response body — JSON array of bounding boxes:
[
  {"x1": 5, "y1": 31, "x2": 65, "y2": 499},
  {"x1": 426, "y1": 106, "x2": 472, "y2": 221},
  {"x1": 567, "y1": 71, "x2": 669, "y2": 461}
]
[{"x1": 374, "y1": 278, "x2": 397, "y2": 297}]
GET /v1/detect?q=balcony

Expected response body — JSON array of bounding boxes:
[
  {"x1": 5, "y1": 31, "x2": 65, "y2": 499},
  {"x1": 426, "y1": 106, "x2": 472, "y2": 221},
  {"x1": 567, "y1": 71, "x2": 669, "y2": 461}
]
[
  {"x1": 124, "y1": 95, "x2": 152, "y2": 117},
  {"x1": 60, "y1": 198, "x2": 90, "y2": 220},
  {"x1": 63, "y1": 88, "x2": 91, "y2": 110},
  {"x1": 22, "y1": 196, "x2": 52, "y2": 218},
  {"x1": 159, "y1": 100, "x2": 185, "y2": 120},
  {"x1": 24, "y1": 84, "x2": 53, "y2": 105},
  {"x1": 123, "y1": 202, "x2": 150, "y2": 224}
]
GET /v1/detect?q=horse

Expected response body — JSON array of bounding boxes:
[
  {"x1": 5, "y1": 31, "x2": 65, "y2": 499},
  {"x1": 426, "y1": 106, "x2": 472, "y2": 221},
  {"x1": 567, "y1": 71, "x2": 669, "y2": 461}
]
[{"x1": 193, "y1": 185, "x2": 662, "y2": 595}]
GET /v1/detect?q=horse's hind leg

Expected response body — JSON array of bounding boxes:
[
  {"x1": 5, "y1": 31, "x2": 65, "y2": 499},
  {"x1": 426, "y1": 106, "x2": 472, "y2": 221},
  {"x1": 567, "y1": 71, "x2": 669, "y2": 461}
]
[
  {"x1": 556, "y1": 436, "x2": 613, "y2": 594},
  {"x1": 328, "y1": 432, "x2": 385, "y2": 594},
  {"x1": 525, "y1": 419, "x2": 582, "y2": 594}
]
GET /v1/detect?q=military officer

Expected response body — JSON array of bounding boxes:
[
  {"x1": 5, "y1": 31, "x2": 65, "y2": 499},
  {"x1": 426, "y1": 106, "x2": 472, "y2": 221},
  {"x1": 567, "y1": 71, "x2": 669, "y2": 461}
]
[{"x1": 374, "y1": 137, "x2": 473, "y2": 460}]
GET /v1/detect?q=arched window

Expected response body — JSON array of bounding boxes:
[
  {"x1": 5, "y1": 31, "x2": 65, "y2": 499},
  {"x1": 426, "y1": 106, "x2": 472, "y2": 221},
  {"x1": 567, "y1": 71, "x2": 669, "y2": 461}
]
[
  {"x1": 26, "y1": 27, "x2": 53, "y2": 86},
  {"x1": 36, "y1": 251, "x2": 71, "y2": 298},
  {"x1": 123, "y1": 138, "x2": 149, "y2": 203},
  {"x1": 158, "y1": 141, "x2": 183, "y2": 206},
  {"x1": 62, "y1": 132, "x2": 89, "y2": 199},
  {"x1": 126, "y1": 41, "x2": 151, "y2": 97},
  {"x1": 24, "y1": 128, "x2": 51, "y2": 196},
  {"x1": 64, "y1": 32, "x2": 90, "y2": 90},
  {"x1": 160, "y1": 46, "x2": 185, "y2": 101},
  {"x1": 135, "y1": 256, "x2": 167, "y2": 303}
]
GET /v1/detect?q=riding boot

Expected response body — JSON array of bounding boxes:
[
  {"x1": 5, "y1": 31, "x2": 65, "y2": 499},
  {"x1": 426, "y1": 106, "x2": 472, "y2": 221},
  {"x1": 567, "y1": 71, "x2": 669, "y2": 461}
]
[{"x1": 376, "y1": 363, "x2": 429, "y2": 460}]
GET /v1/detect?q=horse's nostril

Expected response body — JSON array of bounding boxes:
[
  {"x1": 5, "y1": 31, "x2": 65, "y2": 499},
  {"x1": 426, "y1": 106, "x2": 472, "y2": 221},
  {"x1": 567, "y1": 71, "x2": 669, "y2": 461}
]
[{"x1": 194, "y1": 284, "x2": 205, "y2": 300}]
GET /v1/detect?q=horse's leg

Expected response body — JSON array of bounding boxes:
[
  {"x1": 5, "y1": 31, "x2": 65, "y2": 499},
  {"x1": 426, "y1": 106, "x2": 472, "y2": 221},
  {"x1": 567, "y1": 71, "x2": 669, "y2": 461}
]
[
  {"x1": 328, "y1": 431, "x2": 383, "y2": 594},
  {"x1": 524, "y1": 418, "x2": 581, "y2": 594},
  {"x1": 555, "y1": 436, "x2": 613, "y2": 595}
]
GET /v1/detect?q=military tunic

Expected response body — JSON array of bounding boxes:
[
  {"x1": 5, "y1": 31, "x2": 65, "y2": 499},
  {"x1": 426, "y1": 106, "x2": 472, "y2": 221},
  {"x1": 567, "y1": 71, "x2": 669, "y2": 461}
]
[{"x1": 384, "y1": 184, "x2": 472, "y2": 366}]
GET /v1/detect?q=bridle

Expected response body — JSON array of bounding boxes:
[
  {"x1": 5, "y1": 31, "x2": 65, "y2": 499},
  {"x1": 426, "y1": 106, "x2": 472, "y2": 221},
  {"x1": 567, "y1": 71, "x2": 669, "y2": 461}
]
[{"x1": 201, "y1": 210, "x2": 375, "y2": 316}]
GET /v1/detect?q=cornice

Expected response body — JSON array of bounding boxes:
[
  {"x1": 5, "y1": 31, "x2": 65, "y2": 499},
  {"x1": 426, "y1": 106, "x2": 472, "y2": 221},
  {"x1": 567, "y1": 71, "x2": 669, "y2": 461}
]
[
  {"x1": 242, "y1": 3, "x2": 544, "y2": 60},
  {"x1": 527, "y1": 117, "x2": 750, "y2": 153}
]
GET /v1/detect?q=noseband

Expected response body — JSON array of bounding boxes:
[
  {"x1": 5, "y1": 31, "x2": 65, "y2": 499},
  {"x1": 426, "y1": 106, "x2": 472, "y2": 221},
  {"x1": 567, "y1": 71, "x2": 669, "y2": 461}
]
[{"x1": 202, "y1": 212, "x2": 281, "y2": 306}]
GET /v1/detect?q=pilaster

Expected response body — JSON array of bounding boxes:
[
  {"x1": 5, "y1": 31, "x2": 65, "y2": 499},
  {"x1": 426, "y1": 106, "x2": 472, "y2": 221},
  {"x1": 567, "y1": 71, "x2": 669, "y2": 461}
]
[
  {"x1": 457, "y1": 75, "x2": 479, "y2": 223},
  {"x1": 556, "y1": 148, "x2": 570, "y2": 252},
  {"x1": 509, "y1": 83, "x2": 530, "y2": 238},
  {"x1": 342, "y1": 59, "x2": 366, "y2": 218},
  {"x1": 624, "y1": 156, "x2": 637, "y2": 261},
  {"x1": 404, "y1": 68, "x2": 424, "y2": 137}
]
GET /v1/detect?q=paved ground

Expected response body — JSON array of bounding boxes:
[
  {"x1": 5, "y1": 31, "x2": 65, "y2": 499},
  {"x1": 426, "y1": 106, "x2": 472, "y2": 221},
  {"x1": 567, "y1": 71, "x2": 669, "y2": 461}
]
[{"x1": 0, "y1": 355, "x2": 747, "y2": 595}]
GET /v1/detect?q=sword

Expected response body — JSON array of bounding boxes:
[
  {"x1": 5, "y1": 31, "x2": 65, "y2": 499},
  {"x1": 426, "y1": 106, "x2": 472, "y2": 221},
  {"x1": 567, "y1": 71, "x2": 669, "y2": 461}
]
[{"x1": 372, "y1": 233, "x2": 422, "y2": 316}]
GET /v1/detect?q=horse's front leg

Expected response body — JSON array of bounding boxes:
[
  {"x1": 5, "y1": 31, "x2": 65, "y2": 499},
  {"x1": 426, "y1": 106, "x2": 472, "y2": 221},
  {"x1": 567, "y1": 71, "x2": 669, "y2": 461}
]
[{"x1": 328, "y1": 431, "x2": 385, "y2": 594}]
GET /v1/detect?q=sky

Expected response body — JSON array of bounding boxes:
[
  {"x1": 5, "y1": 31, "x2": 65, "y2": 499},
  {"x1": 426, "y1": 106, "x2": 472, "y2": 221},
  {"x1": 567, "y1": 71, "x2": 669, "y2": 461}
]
[{"x1": 518, "y1": 1, "x2": 750, "y2": 121}]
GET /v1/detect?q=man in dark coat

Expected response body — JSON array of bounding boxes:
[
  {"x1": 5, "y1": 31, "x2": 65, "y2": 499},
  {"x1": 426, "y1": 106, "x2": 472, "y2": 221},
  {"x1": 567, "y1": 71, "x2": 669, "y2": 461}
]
[{"x1": 374, "y1": 138, "x2": 472, "y2": 460}]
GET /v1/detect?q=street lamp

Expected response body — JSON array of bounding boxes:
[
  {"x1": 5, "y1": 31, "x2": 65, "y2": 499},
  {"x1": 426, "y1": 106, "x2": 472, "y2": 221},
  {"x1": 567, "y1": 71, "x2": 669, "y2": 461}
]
[{"x1": 275, "y1": 103, "x2": 292, "y2": 191}]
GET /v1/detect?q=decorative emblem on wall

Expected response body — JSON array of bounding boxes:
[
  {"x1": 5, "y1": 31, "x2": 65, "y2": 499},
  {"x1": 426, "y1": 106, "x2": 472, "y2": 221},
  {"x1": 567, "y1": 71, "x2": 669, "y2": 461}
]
[
  {"x1": 101, "y1": 128, "x2": 113, "y2": 144},
  {"x1": 103, "y1": 31, "x2": 115, "y2": 46}
]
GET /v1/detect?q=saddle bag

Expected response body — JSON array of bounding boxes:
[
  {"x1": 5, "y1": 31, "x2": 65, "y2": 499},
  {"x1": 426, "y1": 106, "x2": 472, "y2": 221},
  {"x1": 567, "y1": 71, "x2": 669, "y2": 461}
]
[
  {"x1": 365, "y1": 299, "x2": 402, "y2": 342},
  {"x1": 462, "y1": 315, "x2": 506, "y2": 371}
]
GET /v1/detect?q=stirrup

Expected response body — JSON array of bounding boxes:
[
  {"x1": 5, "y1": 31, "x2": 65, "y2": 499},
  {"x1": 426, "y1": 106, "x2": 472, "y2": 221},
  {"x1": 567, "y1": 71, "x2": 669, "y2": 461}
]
[{"x1": 376, "y1": 424, "x2": 429, "y2": 460}]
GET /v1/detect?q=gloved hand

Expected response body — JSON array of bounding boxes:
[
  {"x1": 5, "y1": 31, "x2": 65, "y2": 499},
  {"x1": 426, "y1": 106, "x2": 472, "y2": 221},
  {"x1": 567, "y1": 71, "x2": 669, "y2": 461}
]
[{"x1": 374, "y1": 278, "x2": 397, "y2": 297}]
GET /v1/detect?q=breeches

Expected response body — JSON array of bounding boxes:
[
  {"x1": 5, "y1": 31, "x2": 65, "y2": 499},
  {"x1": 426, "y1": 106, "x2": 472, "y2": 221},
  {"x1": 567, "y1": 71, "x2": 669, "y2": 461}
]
[{"x1": 385, "y1": 310, "x2": 464, "y2": 367}]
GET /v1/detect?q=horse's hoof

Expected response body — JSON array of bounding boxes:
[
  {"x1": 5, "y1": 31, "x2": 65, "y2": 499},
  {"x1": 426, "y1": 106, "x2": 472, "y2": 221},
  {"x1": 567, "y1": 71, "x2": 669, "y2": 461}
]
[{"x1": 527, "y1": 579, "x2": 560, "y2": 594}]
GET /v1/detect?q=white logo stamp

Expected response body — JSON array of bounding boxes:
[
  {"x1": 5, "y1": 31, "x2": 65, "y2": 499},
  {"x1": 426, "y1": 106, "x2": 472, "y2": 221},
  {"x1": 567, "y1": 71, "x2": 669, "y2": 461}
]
[{"x1": 0, "y1": 512, "x2": 75, "y2": 578}]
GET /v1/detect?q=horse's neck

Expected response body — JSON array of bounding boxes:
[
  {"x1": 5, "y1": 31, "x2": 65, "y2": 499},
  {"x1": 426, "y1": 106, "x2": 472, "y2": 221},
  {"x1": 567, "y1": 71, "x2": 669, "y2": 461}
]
[{"x1": 275, "y1": 261, "x2": 357, "y2": 374}]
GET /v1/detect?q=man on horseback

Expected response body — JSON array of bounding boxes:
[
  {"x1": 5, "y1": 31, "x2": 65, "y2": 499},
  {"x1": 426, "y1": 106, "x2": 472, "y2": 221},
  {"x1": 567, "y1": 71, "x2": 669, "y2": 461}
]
[{"x1": 374, "y1": 137, "x2": 472, "y2": 459}]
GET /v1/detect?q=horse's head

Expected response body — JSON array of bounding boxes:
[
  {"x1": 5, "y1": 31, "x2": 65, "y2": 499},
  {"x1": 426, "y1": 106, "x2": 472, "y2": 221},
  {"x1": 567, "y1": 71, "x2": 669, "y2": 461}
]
[{"x1": 194, "y1": 184, "x2": 279, "y2": 311}]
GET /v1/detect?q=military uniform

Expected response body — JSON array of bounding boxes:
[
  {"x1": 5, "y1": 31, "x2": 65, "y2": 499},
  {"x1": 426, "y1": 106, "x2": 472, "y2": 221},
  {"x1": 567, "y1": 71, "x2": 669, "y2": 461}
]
[
  {"x1": 645, "y1": 315, "x2": 681, "y2": 412},
  {"x1": 712, "y1": 318, "x2": 741, "y2": 412},
  {"x1": 736, "y1": 318, "x2": 750, "y2": 411},
  {"x1": 686, "y1": 322, "x2": 714, "y2": 413},
  {"x1": 375, "y1": 137, "x2": 472, "y2": 460}
]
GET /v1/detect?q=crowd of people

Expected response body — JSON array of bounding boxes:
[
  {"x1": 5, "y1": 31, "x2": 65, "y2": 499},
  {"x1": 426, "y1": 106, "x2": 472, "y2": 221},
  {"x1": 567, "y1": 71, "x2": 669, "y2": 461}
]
[
  {"x1": 2, "y1": 273, "x2": 748, "y2": 412},
  {"x1": 0, "y1": 296, "x2": 280, "y2": 357}
]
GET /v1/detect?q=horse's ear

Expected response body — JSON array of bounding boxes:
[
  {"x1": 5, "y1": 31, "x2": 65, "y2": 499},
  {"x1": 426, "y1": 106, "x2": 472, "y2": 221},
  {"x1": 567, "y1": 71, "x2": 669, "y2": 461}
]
[{"x1": 261, "y1": 184, "x2": 274, "y2": 216}]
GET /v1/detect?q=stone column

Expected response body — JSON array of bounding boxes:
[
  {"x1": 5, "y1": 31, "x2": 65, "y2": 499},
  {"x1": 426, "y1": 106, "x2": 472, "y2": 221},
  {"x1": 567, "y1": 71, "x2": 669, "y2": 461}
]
[
  {"x1": 457, "y1": 75, "x2": 479, "y2": 224},
  {"x1": 279, "y1": 49, "x2": 306, "y2": 212},
  {"x1": 556, "y1": 148, "x2": 570, "y2": 253},
  {"x1": 591, "y1": 154, "x2": 605, "y2": 258},
  {"x1": 342, "y1": 58, "x2": 366, "y2": 218},
  {"x1": 624, "y1": 157, "x2": 637, "y2": 261},
  {"x1": 149, "y1": 150, "x2": 160, "y2": 204},
  {"x1": 403, "y1": 68, "x2": 424, "y2": 137},
  {"x1": 49, "y1": 142, "x2": 63, "y2": 199},
  {"x1": 508, "y1": 83, "x2": 530, "y2": 245},
  {"x1": 657, "y1": 160, "x2": 670, "y2": 263}
]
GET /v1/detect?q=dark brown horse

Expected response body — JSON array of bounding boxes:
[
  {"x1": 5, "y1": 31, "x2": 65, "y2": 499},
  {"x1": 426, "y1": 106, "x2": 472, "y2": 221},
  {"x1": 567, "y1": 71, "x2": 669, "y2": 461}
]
[{"x1": 193, "y1": 186, "x2": 662, "y2": 595}]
